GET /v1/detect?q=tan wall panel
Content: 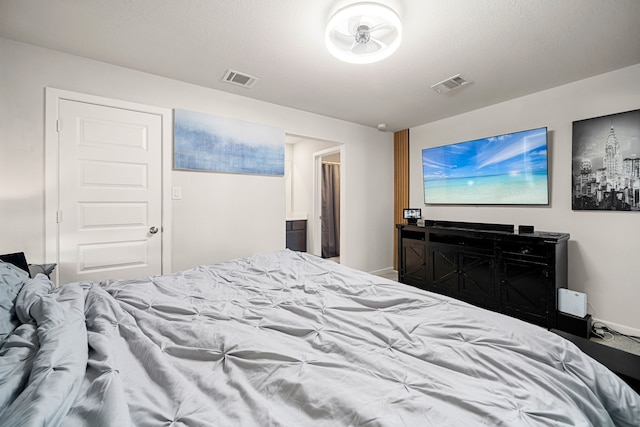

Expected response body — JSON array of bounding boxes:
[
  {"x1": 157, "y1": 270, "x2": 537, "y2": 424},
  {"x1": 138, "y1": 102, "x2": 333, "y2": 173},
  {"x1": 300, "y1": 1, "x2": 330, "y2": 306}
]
[{"x1": 393, "y1": 129, "x2": 409, "y2": 270}]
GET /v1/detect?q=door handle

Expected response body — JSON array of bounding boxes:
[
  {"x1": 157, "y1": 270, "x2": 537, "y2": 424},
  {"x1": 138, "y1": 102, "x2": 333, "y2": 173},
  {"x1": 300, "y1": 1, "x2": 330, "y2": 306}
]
[{"x1": 149, "y1": 226, "x2": 159, "y2": 235}]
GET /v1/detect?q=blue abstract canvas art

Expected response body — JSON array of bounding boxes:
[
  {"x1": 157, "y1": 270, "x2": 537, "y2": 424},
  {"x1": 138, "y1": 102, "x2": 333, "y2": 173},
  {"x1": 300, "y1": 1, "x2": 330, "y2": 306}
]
[{"x1": 174, "y1": 109, "x2": 285, "y2": 176}]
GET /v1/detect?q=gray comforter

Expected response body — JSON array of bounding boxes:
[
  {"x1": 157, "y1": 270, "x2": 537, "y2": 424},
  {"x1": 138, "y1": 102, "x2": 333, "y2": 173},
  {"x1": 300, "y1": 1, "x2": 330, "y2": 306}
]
[{"x1": 1, "y1": 250, "x2": 638, "y2": 426}]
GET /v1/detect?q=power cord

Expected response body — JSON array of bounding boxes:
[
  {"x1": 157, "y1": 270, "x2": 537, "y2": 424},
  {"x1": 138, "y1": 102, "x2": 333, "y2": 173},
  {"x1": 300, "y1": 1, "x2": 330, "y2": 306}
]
[
  {"x1": 591, "y1": 321, "x2": 640, "y2": 345},
  {"x1": 588, "y1": 303, "x2": 640, "y2": 344},
  {"x1": 587, "y1": 302, "x2": 596, "y2": 317},
  {"x1": 591, "y1": 322, "x2": 613, "y2": 341}
]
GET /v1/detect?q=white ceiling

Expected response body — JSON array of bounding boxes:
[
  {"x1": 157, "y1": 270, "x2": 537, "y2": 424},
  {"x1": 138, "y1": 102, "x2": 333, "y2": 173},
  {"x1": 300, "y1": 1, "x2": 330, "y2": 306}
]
[{"x1": 1, "y1": 0, "x2": 639, "y2": 132}]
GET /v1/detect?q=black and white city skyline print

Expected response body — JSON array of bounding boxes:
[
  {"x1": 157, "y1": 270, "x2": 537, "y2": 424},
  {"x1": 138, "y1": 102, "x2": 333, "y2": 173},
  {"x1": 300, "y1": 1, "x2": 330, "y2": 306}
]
[{"x1": 572, "y1": 108, "x2": 640, "y2": 211}]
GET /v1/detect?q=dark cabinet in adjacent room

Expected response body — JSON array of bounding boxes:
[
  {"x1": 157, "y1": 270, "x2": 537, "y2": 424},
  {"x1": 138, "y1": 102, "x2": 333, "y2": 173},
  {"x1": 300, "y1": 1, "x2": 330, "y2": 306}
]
[
  {"x1": 286, "y1": 220, "x2": 307, "y2": 252},
  {"x1": 397, "y1": 221, "x2": 569, "y2": 328}
]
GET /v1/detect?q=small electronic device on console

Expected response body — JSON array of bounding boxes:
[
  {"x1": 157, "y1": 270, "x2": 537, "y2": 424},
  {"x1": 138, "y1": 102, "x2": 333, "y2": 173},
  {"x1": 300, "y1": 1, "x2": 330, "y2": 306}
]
[
  {"x1": 519, "y1": 225, "x2": 535, "y2": 233},
  {"x1": 403, "y1": 208, "x2": 422, "y2": 225},
  {"x1": 558, "y1": 288, "x2": 588, "y2": 318}
]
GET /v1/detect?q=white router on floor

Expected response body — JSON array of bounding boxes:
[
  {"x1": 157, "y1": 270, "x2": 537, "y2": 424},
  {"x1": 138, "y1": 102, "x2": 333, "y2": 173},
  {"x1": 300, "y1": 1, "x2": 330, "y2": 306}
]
[{"x1": 558, "y1": 288, "x2": 587, "y2": 318}]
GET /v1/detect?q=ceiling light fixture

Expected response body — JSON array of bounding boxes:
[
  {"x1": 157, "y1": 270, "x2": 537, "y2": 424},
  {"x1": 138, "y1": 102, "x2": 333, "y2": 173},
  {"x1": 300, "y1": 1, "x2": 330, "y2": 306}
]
[{"x1": 325, "y1": 2, "x2": 402, "y2": 64}]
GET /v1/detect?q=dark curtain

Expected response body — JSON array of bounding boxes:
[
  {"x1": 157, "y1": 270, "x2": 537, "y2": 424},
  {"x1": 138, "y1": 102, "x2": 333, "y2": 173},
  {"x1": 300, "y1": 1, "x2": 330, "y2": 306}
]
[{"x1": 321, "y1": 163, "x2": 340, "y2": 258}]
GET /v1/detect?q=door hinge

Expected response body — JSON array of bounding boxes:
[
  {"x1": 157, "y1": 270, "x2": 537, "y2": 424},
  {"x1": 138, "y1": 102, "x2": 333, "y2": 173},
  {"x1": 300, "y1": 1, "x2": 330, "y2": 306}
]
[
  {"x1": 56, "y1": 210, "x2": 62, "y2": 223},
  {"x1": 56, "y1": 120, "x2": 61, "y2": 132}
]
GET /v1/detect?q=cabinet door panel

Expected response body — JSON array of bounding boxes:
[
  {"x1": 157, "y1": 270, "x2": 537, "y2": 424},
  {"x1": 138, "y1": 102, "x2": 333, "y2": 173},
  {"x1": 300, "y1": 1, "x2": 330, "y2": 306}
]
[
  {"x1": 402, "y1": 239, "x2": 426, "y2": 287},
  {"x1": 458, "y1": 251, "x2": 495, "y2": 308},
  {"x1": 500, "y1": 259, "x2": 551, "y2": 324},
  {"x1": 428, "y1": 245, "x2": 458, "y2": 297}
]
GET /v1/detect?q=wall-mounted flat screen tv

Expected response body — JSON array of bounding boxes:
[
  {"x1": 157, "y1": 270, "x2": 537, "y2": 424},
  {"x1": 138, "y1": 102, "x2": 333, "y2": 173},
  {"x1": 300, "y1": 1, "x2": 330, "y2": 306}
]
[{"x1": 422, "y1": 127, "x2": 549, "y2": 205}]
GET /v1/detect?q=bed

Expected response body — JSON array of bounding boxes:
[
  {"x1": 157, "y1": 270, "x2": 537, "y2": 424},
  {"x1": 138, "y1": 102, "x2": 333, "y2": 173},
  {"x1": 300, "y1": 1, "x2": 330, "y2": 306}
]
[{"x1": 1, "y1": 250, "x2": 638, "y2": 426}]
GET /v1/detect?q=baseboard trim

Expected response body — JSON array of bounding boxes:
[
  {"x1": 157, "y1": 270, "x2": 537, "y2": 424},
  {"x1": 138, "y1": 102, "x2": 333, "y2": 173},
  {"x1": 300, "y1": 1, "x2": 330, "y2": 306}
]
[{"x1": 370, "y1": 267, "x2": 396, "y2": 277}]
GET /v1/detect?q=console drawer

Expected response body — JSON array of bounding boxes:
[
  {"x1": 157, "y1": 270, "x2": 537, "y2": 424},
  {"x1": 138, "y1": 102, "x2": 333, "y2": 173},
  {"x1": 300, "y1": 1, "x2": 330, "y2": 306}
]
[
  {"x1": 429, "y1": 233, "x2": 494, "y2": 251},
  {"x1": 500, "y1": 241, "x2": 547, "y2": 260}
]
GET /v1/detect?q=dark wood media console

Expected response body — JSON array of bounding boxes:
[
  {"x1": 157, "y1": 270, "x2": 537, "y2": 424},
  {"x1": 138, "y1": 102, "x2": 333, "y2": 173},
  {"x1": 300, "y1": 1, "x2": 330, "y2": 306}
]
[{"x1": 397, "y1": 220, "x2": 569, "y2": 328}]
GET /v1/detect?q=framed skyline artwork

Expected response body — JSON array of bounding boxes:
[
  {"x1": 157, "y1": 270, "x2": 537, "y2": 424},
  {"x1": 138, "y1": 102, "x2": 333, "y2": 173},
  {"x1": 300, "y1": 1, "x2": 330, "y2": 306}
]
[
  {"x1": 174, "y1": 108, "x2": 285, "y2": 176},
  {"x1": 572, "y1": 108, "x2": 640, "y2": 211}
]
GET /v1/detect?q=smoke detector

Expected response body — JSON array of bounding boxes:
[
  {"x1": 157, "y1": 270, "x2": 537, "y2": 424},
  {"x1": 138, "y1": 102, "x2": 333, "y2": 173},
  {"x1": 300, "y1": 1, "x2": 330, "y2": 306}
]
[
  {"x1": 430, "y1": 74, "x2": 470, "y2": 94},
  {"x1": 222, "y1": 69, "x2": 259, "y2": 88}
]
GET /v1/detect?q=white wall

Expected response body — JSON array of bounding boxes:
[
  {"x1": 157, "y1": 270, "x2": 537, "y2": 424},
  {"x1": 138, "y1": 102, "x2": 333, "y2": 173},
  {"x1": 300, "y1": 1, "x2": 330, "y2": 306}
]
[
  {"x1": 409, "y1": 64, "x2": 640, "y2": 335},
  {"x1": 0, "y1": 38, "x2": 394, "y2": 274}
]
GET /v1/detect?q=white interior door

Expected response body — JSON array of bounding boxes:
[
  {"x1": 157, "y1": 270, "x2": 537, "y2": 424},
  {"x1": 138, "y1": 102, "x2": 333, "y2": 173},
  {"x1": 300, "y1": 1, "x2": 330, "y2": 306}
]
[{"x1": 57, "y1": 99, "x2": 163, "y2": 283}]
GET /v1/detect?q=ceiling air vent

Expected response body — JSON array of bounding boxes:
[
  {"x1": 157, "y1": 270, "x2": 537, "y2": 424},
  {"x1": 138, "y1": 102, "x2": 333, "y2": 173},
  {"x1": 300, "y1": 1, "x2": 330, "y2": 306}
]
[
  {"x1": 222, "y1": 69, "x2": 259, "y2": 88},
  {"x1": 430, "y1": 74, "x2": 470, "y2": 94}
]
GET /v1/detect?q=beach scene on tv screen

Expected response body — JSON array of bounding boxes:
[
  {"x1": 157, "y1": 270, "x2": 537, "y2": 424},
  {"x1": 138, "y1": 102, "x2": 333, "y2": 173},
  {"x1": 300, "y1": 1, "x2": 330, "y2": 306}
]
[{"x1": 422, "y1": 127, "x2": 549, "y2": 205}]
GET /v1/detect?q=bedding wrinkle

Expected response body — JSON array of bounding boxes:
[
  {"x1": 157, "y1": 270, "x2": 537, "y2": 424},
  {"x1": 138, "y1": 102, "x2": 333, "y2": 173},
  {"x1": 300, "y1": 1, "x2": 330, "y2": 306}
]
[
  {"x1": 1, "y1": 282, "x2": 88, "y2": 427},
  {"x1": 0, "y1": 325, "x2": 38, "y2": 416},
  {"x1": 88, "y1": 287, "x2": 228, "y2": 426}
]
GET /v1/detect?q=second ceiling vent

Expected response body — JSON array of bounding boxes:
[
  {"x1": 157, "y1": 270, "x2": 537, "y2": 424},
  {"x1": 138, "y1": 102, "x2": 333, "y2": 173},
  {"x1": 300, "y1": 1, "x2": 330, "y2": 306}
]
[
  {"x1": 222, "y1": 69, "x2": 259, "y2": 88},
  {"x1": 430, "y1": 74, "x2": 470, "y2": 94}
]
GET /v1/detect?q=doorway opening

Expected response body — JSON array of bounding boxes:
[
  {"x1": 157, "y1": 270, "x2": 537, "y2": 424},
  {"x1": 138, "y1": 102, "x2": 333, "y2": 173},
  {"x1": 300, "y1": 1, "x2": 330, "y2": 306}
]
[{"x1": 284, "y1": 135, "x2": 344, "y2": 264}]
